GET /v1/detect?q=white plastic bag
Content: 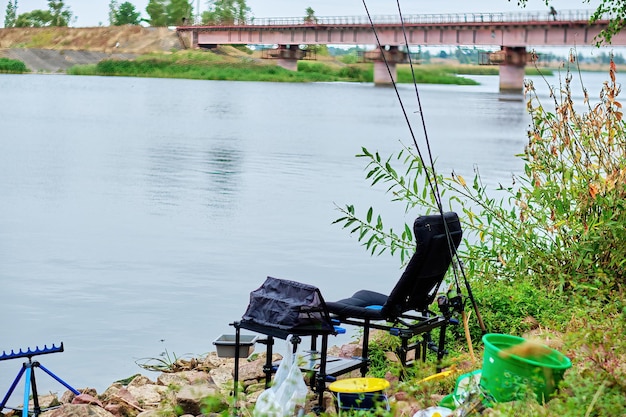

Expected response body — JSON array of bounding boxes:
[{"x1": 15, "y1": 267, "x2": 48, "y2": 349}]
[{"x1": 254, "y1": 337, "x2": 309, "y2": 417}]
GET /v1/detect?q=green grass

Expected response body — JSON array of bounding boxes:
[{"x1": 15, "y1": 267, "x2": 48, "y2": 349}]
[
  {"x1": 397, "y1": 66, "x2": 480, "y2": 85},
  {"x1": 66, "y1": 50, "x2": 512, "y2": 85},
  {"x1": 69, "y1": 53, "x2": 372, "y2": 83},
  {"x1": 348, "y1": 277, "x2": 626, "y2": 416}
]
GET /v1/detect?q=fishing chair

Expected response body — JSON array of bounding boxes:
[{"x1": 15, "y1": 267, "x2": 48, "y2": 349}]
[{"x1": 326, "y1": 211, "x2": 464, "y2": 376}]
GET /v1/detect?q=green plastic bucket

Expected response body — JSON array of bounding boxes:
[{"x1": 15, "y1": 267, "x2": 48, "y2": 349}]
[{"x1": 480, "y1": 333, "x2": 572, "y2": 403}]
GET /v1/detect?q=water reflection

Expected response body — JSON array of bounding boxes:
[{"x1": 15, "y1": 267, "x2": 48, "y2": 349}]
[
  {"x1": 147, "y1": 143, "x2": 196, "y2": 207},
  {"x1": 146, "y1": 141, "x2": 243, "y2": 212},
  {"x1": 202, "y1": 144, "x2": 243, "y2": 204}
]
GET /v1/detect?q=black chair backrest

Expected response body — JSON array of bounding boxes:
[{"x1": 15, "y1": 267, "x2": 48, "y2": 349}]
[{"x1": 381, "y1": 212, "x2": 462, "y2": 319}]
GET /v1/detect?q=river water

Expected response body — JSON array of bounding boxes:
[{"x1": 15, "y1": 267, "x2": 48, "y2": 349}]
[{"x1": 0, "y1": 70, "x2": 609, "y2": 397}]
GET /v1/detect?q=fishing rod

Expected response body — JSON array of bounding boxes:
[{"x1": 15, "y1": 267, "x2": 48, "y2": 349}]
[{"x1": 361, "y1": 0, "x2": 488, "y2": 336}]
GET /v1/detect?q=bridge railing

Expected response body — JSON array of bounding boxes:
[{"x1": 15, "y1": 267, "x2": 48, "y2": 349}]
[{"x1": 233, "y1": 9, "x2": 595, "y2": 27}]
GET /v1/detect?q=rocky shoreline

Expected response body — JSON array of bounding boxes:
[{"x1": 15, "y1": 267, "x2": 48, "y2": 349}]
[{"x1": 2, "y1": 340, "x2": 430, "y2": 417}]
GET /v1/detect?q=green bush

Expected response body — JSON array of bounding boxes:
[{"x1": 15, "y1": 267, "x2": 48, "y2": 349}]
[
  {"x1": 397, "y1": 66, "x2": 479, "y2": 85},
  {"x1": 337, "y1": 65, "x2": 370, "y2": 82},
  {"x1": 339, "y1": 54, "x2": 359, "y2": 65},
  {"x1": 336, "y1": 59, "x2": 626, "y2": 299},
  {"x1": 0, "y1": 57, "x2": 27, "y2": 73},
  {"x1": 297, "y1": 61, "x2": 334, "y2": 75}
]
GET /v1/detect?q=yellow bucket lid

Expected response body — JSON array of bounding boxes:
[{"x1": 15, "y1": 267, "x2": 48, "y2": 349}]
[{"x1": 329, "y1": 377, "x2": 390, "y2": 393}]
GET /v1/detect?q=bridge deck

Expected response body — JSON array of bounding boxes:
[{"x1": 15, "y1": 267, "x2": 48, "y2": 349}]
[
  {"x1": 177, "y1": 9, "x2": 626, "y2": 47},
  {"x1": 187, "y1": 9, "x2": 594, "y2": 27}
]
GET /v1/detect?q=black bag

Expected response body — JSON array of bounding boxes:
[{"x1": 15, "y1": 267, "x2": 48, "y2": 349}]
[{"x1": 242, "y1": 276, "x2": 333, "y2": 332}]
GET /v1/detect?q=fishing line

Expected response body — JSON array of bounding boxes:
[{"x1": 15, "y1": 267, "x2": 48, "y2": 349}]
[
  {"x1": 396, "y1": 1, "x2": 487, "y2": 333},
  {"x1": 393, "y1": 0, "x2": 462, "y2": 299},
  {"x1": 394, "y1": 0, "x2": 446, "y2": 216},
  {"x1": 362, "y1": 0, "x2": 487, "y2": 333},
  {"x1": 360, "y1": 0, "x2": 441, "y2": 212}
]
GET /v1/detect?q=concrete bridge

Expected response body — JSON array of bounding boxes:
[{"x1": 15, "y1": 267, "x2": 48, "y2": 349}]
[{"x1": 177, "y1": 9, "x2": 626, "y2": 92}]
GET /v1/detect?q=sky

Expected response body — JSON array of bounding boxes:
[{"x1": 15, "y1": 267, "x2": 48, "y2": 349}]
[{"x1": 1, "y1": 0, "x2": 600, "y2": 28}]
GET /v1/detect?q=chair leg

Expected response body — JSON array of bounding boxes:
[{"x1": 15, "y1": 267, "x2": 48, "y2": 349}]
[
  {"x1": 436, "y1": 324, "x2": 448, "y2": 372},
  {"x1": 421, "y1": 334, "x2": 428, "y2": 362},
  {"x1": 314, "y1": 335, "x2": 329, "y2": 413},
  {"x1": 397, "y1": 333, "x2": 412, "y2": 381},
  {"x1": 262, "y1": 336, "x2": 274, "y2": 388},
  {"x1": 360, "y1": 320, "x2": 371, "y2": 377}
]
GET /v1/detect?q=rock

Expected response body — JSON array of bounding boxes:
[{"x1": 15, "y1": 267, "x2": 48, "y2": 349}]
[
  {"x1": 245, "y1": 381, "x2": 266, "y2": 394},
  {"x1": 135, "y1": 410, "x2": 161, "y2": 417},
  {"x1": 127, "y1": 375, "x2": 154, "y2": 388},
  {"x1": 127, "y1": 384, "x2": 167, "y2": 407},
  {"x1": 385, "y1": 351, "x2": 400, "y2": 362},
  {"x1": 100, "y1": 383, "x2": 124, "y2": 402},
  {"x1": 237, "y1": 355, "x2": 274, "y2": 381},
  {"x1": 208, "y1": 366, "x2": 233, "y2": 389},
  {"x1": 81, "y1": 388, "x2": 98, "y2": 397},
  {"x1": 46, "y1": 404, "x2": 115, "y2": 417},
  {"x1": 105, "y1": 387, "x2": 144, "y2": 416},
  {"x1": 175, "y1": 383, "x2": 219, "y2": 415},
  {"x1": 60, "y1": 390, "x2": 77, "y2": 404},
  {"x1": 339, "y1": 343, "x2": 363, "y2": 359},
  {"x1": 244, "y1": 388, "x2": 263, "y2": 404},
  {"x1": 157, "y1": 370, "x2": 211, "y2": 386},
  {"x1": 327, "y1": 345, "x2": 341, "y2": 356},
  {"x1": 71, "y1": 393, "x2": 103, "y2": 407},
  {"x1": 103, "y1": 403, "x2": 129, "y2": 417},
  {"x1": 200, "y1": 352, "x2": 231, "y2": 369},
  {"x1": 29, "y1": 393, "x2": 59, "y2": 410},
  {"x1": 321, "y1": 391, "x2": 336, "y2": 414},
  {"x1": 243, "y1": 378, "x2": 260, "y2": 387}
]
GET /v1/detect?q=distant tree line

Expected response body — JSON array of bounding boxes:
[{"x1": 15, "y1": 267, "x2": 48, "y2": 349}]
[
  {"x1": 6, "y1": 0, "x2": 623, "y2": 49},
  {"x1": 108, "y1": 1, "x2": 141, "y2": 26},
  {"x1": 4, "y1": 0, "x2": 73, "y2": 27},
  {"x1": 6, "y1": 0, "x2": 622, "y2": 43},
  {"x1": 3, "y1": 0, "x2": 254, "y2": 28}
]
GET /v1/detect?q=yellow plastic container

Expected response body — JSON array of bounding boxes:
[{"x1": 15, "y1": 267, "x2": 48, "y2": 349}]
[{"x1": 329, "y1": 378, "x2": 390, "y2": 412}]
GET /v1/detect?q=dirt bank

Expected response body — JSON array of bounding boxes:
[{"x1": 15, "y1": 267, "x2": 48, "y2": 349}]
[{"x1": 0, "y1": 26, "x2": 182, "y2": 72}]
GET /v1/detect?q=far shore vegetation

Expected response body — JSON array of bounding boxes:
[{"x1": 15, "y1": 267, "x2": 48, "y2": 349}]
[
  {"x1": 60, "y1": 48, "x2": 553, "y2": 84},
  {"x1": 0, "y1": 57, "x2": 27, "y2": 73}
]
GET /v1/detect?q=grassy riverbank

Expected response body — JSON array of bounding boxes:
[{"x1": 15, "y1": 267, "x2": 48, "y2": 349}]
[
  {"x1": 64, "y1": 48, "x2": 554, "y2": 84},
  {"x1": 65, "y1": 49, "x2": 477, "y2": 84},
  {"x1": 2, "y1": 39, "x2": 553, "y2": 83}
]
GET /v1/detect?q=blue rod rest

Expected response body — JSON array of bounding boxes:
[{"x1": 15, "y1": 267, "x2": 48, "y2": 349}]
[
  {"x1": 0, "y1": 343, "x2": 64, "y2": 362},
  {"x1": 0, "y1": 342, "x2": 79, "y2": 417}
]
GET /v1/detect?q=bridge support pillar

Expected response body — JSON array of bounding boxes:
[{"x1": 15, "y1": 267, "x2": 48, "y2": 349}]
[
  {"x1": 364, "y1": 46, "x2": 407, "y2": 86},
  {"x1": 274, "y1": 45, "x2": 305, "y2": 71},
  {"x1": 499, "y1": 46, "x2": 527, "y2": 94},
  {"x1": 373, "y1": 61, "x2": 397, "y2": 85}
]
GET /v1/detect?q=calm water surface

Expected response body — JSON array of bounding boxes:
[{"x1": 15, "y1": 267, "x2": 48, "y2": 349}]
[{"x1": 0, "y1": 71, "x2": 604, "y2": 396}]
